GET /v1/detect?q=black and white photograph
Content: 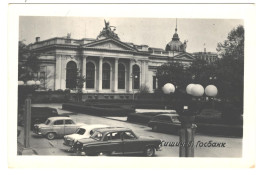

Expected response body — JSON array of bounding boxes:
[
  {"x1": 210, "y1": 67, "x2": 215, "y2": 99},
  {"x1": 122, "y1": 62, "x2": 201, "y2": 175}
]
[{"x1": 7, "y1": 3, "x2": 256, "y2": 169}]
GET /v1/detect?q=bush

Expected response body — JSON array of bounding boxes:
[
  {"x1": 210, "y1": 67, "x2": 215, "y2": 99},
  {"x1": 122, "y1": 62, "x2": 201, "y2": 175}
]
[
  {"x1": 62, "y1": 103, "x2": 134, "y2": 116},
  {"x1": 138, "y1": 84, "x2": 150, "y2": 94},
  {"x1": 196, "y1": 123, "x2": 243, "y2": 137},
  {"x1": 64, "y1": 88, "x2": 71, "y2": 93},
  {"x1": 221, "y1": 103, "x2": 243, "y2": 124},
  {"x1": 56, "y1": 89, "x2": 64, "y2": 92}
]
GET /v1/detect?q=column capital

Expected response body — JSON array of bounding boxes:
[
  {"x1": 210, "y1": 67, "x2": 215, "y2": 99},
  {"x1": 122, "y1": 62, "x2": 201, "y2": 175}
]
[
  {"x1": 114, "y1": 57, "x2": 119, "y2": 61},
  {"x1": 100, "y1": 56, "x2": 104, "y2": 60}
]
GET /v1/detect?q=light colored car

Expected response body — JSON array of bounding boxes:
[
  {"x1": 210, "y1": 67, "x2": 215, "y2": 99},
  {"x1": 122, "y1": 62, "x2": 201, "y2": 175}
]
[
  {"x1": 33, "y1": 116, "x2": 85, "y2": 140},
  {"x1": 63, "y1": 124, "x2": 108, "y2": 150}
]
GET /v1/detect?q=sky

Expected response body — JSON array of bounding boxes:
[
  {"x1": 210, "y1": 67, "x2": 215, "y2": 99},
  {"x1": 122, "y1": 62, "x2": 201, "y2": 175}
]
[{"x1": 19, "y1": 17, "x2": 243, "y2": 53}]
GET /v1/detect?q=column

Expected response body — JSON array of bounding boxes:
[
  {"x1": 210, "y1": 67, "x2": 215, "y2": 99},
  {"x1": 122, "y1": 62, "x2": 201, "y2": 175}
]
[
  {"x1": 98, "y1": 56, "x2": 103, "y2": 92},
  {"x1": 55, "y1": 55, "x2": 62, "y2": 90},
  {"x1": 128, "y1": 59, "x2": 133, "y2": 92},
  {"x1": 145, "y1": 61, "x2": 149, "y2": 87},
  {"x1": 82, "y1": 57, "x2": 86, "y2": 89},
  {"x1": 141, "y1": 61, "x2": 146, "y2": 86},
  {"x1": 113, "y1": 58, "x2": 119, "y2": 92}
]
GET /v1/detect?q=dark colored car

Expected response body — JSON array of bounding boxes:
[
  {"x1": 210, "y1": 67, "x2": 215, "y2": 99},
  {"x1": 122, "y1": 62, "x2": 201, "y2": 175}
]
[
  {"x1": 73, "y1": 127, "x2": 162, "y2": 157},
  {"x1": 148, "y1": 113, "x2": 197, "y2": 134},
  {"x1": 18, "y1": 107, "x2": 60, "y2": 128}
]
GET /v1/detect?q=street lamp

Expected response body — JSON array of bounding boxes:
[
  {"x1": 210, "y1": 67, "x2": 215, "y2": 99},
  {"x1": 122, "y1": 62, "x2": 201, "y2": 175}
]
[
  {"x1": 162, "y1": 82, "x2": 218, "y2": 157},
  {"x1": 131, "y1": 73, "x2": 138, "y2": 102}
]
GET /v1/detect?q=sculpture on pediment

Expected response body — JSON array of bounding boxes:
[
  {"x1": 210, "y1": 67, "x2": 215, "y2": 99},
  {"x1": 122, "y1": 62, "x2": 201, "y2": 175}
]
[{"x1": 97, "y1": 20, "x2": 120, "y2": 40}]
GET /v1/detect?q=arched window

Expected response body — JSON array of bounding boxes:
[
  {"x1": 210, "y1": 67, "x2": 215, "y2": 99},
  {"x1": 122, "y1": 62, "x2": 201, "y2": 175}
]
[
  {"x1": 86, "y1": 62, "x2": 95, "y2": 88},
  {"x1": 118, "y1": 63, "x2": 125, "y2": 89},
  {"x1": 102, "y1": 63, "x2": 110, "y2": 89},
  {"x1": 133, "y1": 64, "x2": 140, "y2": 89},
  {"x1": 66, "y1": 61, "x2": 77, "y2": 89}
]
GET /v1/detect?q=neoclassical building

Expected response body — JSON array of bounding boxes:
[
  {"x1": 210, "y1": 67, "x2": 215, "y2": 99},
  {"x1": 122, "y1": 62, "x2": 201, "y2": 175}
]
[{"x1": 28, "y1": 20, "x2": 197, "y2": 95}]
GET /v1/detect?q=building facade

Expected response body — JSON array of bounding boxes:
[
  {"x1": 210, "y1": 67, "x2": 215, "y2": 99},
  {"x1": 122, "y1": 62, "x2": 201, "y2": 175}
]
[
  {"x1": 192, "y1": 48, "x2": 219, "y2": 63},
  {"x1": 28, "y1": 20, "x2": 196, "y2": 94}
]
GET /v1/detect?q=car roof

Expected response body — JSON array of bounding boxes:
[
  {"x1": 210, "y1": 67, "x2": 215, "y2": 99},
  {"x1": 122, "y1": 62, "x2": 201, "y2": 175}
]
[
  {"x1": 155, "y1": 113, "x2": 179, "y2": 117},
  {"x1": 48, "y1": 116, "x2": 72, "y2": 120},
  {"x1": 94, "y1": 127, "x2": 132, "y2": 133}
]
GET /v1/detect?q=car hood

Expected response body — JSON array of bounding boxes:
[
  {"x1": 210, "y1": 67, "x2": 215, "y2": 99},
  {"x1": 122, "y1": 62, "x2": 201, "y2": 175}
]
[
  {"x1": 35, "y1": 123, "x2": 48, "y2": 128},
  {"x1": 65, "y1": 134, "x2": 90, "y2": 141}
]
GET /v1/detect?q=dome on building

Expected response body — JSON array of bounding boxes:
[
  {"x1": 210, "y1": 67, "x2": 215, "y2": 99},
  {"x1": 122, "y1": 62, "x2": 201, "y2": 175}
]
[{"x1": 165, "y1": 24, "x2": 187, "y2": 52}]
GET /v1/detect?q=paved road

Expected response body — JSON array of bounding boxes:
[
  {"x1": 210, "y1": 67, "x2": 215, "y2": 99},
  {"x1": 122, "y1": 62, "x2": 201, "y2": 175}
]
[{"x1": 18, "y1": 103, "x2": 242, "y2": 157}]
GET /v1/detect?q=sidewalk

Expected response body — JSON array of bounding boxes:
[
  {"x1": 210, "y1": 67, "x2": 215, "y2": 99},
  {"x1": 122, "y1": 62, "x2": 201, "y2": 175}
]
[{"x1": 17, "y1": 126, "x2": 38, "y2": 155}]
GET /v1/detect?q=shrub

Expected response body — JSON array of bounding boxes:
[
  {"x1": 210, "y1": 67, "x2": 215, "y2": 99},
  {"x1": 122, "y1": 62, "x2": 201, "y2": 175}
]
[
  {"x1": 56, "y1": 89, "x2": 64, "y2": 92},
  {"x1": 221, "y1": 103, "x2": 243, "y2": 124},
  {"x1": 138, "y1": 84, "x2": 150, "y2": 94},
  {"x1": 196, "y1": 123, "x2": 243, "y2": 137},
  {"x1": 64, "y1": 88, "x2": 71, "y2": 93},
  {"x1": 62, "y1": 103, "x2": 134, "y2": 116}
]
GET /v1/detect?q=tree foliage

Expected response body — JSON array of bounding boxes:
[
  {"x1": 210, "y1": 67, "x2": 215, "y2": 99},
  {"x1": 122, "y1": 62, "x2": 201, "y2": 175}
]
[
  {"x1": 18, "y1": 41, "x2": 40, "y2": 81},
  {"x1": 156, "y1": 61, "x2": 191, "y2": 90},
  {"x1": 216, "y1": 25, "x2": 244, "y2": 60},
  {"x1": 75, "y1": 69, "x2": 86, "y2": 102}
]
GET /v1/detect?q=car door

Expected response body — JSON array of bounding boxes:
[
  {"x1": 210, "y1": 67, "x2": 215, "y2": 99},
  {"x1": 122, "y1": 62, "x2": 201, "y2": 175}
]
[
  {"x1": 102, "y1": 132, "x2": 123, "y2": 153},
  {"x1": 52, "y1": 119, "x2": 65, "y2": 136},
  {"x1": 122, "y1": 131, "x2": 143, "y2": 153},
  {"x1": 64, "y1": 119, "x2": 77, "y2": 135}
]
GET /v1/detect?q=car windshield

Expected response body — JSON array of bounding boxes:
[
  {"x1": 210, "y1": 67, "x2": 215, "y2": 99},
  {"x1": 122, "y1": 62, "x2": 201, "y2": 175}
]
[
  {"x1": 76, "y1": 128, "x2": 86, "y2": 135},
  {"x1": 90, "y1": 131, "x2": 103, "y2": 141},
  {"x1": 45, "y1": 119, "x2": 51, "y2": 125}
]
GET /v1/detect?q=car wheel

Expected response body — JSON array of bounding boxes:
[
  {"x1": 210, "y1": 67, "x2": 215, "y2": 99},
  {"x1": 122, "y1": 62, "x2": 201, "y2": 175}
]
[
  {"x1": 152, "y1": 125, "x2": 158, "y2": 132},
  {"x1": 144, "y1": 146, "x2": 155, "y2": 157},
  {"x1": 100, "y1": 151, "x2": 112, "y2": 156},
  {"x1": 46, "y1": 132, "x2": 56, "y2": 140}
]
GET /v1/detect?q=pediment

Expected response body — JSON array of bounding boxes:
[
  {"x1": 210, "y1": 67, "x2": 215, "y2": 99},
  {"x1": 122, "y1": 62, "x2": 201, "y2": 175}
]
[{"x1": 83, "y1": 38, "x2": 137, "y2": 52}]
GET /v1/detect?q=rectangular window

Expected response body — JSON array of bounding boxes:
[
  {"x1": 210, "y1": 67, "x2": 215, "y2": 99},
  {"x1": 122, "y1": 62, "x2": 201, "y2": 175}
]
[
  {"x1": 118, "y1": 70, "x2": 125, "y2": 89},
  {"x1": 102, "y1": 70, "x2": 110, "y2": 89},
  {"x1": 153, "y1": 76, "x2": 157, "y2": 90}
]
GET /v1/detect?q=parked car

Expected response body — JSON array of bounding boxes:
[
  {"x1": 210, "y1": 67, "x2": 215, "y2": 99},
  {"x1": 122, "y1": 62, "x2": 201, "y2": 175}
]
[
  {"x1": 148, "y1": 113, "x2": 197, "y2": 134},
  {"x1": 33, "y1": 117, "x2": 85, "y2": 140},
  {"x1": 63, "y1": 124, "x2": 109, "y2": 151},
  {"x1": 18, "y1": 107, "x2": 60, "y2": 128},
  {"x1": 73, "y1": 127, "x2": 162, "y2": 157}
]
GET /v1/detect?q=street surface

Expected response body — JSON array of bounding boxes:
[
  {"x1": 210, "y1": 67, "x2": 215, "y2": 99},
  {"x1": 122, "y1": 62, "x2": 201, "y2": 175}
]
[{"x1": 17, "y1": 103, "x2": 242, "y2": 157}]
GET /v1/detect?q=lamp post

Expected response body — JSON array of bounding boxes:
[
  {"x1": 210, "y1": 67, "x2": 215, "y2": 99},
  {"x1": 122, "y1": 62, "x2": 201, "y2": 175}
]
[
  {"x1": 162, "y1": 82, "x2": 218, "y2": 157},
  {"x1": 131, "y1": 73, "x2": 138, "y2": 102},
  {"x1": 18, "y1": 80, "x2": 39, "y2": 149}
]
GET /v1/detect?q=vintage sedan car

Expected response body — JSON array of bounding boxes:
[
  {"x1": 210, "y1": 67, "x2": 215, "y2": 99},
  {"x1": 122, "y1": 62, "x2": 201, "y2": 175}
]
[
  {"x1": 18, "y1": 107, "x2": 60, "y2": 127},
  {"x1": 73, "y1": 127, "x2": 162, "y2": 157},
  {"x1": 63, "y1": 124, "x2": 109, "y2": 150},
  {"x1": 33, "y1": 116, "x2": 85, "y2": 140},
  {"x1": 148, "y1": 113, "x2": 197, "y2": 134}
]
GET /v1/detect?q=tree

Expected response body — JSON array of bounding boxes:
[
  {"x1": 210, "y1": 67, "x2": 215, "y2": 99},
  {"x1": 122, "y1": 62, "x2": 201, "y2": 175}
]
[
  {"x1": 156, "y1": 61, "x2": 191, "y2": 90},
  {"x1": 187, "y1": 58, "x2": 218, "y2": 87},
  {"x1": 75, "y1": 69, "x2": 86, "y2": 102},
  {"x1": 215, "y1": 25, "x2": 244, "y2": 120},
  {"x1": 18, "y1": 41, "x2": 40, "y2": 81},
  {"x1": 216, "y1": 25, "x2": 244, "y2": 60}
]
